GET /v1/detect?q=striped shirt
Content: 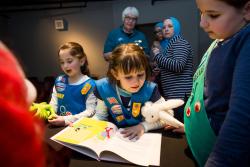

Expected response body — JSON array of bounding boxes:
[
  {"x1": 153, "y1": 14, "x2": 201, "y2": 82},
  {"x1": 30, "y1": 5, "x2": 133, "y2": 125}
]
[{"x1": 154, "y1": 35, "x2": 193, "y2": 100}]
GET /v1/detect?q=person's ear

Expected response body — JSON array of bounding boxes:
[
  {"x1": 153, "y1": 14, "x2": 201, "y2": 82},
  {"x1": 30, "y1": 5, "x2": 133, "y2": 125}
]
[
  {"x1": 80, "y1": 57, "x2": 86, "y2": 66},
  {"x1": 111, "y1": 69, "x2": 119, "y2": 80},
  {"x1": 243, "y1": 1, "x2": 250, "y2": 21}
]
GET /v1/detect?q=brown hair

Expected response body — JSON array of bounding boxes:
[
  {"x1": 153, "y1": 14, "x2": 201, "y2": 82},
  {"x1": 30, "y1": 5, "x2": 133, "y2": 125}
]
[
  {"x1": 107, "y1": 43, "x2": 151, "y2": 85},
  {"x1": 58, "y1": 42, "x2": 90, "y2": 75},
  {"x1": 219, "y1": 0, "x2": 249, "y2": 9}
]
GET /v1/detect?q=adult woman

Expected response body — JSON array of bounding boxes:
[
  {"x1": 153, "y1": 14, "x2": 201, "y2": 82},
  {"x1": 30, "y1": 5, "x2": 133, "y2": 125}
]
[
  {"x1": 152, "y1": 17, "x2": 193, "y2": 122},
  {"x1": 103, "y1": 6, "x2": 149, "y2": 61}
]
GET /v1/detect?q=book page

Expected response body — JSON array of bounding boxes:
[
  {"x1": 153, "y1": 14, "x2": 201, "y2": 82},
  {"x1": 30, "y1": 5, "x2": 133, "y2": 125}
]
[
  {"x1": 51, "y1": 118, "x2": 162, "y2": 166},
  {"x1": 102, "y1": 132, "x2": 162, "y2": 166},
  {"x1": 51, "y1": 118, "x2": 118, "y2": 156}
]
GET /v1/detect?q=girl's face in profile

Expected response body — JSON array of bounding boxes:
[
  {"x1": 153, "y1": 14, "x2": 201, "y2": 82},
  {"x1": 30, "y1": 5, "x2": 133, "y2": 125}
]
[
  {"x1": 196, "y1": 0, "x2": 247, "y2": 40},
  {"x1": 114, "y1": 69, "x2": 146, "y2": 93}
]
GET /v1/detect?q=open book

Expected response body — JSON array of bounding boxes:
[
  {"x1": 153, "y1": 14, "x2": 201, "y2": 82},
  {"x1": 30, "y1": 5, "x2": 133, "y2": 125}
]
[{"x1": 51, "y1": 117, "x2": 162, "y2": 166}]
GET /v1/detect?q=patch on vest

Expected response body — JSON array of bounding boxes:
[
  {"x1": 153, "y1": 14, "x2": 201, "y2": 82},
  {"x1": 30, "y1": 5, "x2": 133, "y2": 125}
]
[
  {"x1": 116, "y1": 115, "x2": 124, "y2": 122},
  {"x1": 59, "y1": 105, "x2": 71, "y2": 116},
  {"x1": 111, "y1": 105, "x2": 122, "y2": 114},
  {"x1": 81, "y1": 83, "x2": 91, "y2": 95},
  {"x1": 56, "y1": 82, "x2": 66, "y2": 92},
  {"x1": 132, "y1": 102, "x2": 141, "y2": 117},
  {"x1": 195, "y1": 101, "x2": 201, "y2": 112},
  {"x1": 57, "y1": 93, "x2": 64, "y2": 99},
  {"x1": 57, "y1": 76, "x2": 66, "y2": 82},
  {"x1": 186, "y1": 107, "x2": 191, "y2": 117},
  {"x1": 107, "y1": 97, "x2": 118, "y2": 104}
]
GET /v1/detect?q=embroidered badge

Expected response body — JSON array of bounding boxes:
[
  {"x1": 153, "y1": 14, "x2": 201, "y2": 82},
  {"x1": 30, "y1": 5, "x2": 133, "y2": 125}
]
[
  {"x1": 118, "y1": 37, "x2": 123, "y2": 42},
  {"x1": 111, "y1": 105, "x2": 122, "y2": 114},
  {"x1": 132, "y1": 102, "x2": 141, "y2": 117},
  {"x1": 116, "y1": 115, "x2": 124, "y2": 122},
  {"x1": 56, "y1": 82, "x2": 66, "y2": 92},
  {"x1": 186, "y1": 107, "x2": 191, "y2": 117},
  {"x1": 59, "y1": 105, "x2": 67, "y2": 115},
  {"x1": 107, "y1": 97, "x2": 118, "y2": 104},
  {"x1": 56, "y1": 93, "x2": 64, "y2": 99},
  {"x1": 194, "y1": 101, "x2": 201, "y2": 112},
  {"x1": 81, "y1": 83, "x2": 91, "y2": 95},
  {"x1": 57, "y1": 76, "x2": 65, "y2": 82}
]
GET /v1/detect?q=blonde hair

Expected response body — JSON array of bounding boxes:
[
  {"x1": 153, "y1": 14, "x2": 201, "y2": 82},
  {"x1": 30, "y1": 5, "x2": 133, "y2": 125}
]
[
  {"x1": 58, "y1": 42, "x2": 90, "y2": 75},
  {"x1": 107, "y1": 43, "x2": 151, "y2": 85}
]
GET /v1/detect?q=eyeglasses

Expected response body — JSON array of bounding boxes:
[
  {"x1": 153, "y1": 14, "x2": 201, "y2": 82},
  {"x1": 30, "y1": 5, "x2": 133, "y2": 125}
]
[{"x1": 124, "y1": 16, "x2": 137, "y2": 22}]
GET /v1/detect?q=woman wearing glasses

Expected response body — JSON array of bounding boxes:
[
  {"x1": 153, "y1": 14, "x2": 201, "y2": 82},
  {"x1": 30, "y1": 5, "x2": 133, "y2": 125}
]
[{"x1": 103, "y1": 6, "x2": 149, "y2": 61}]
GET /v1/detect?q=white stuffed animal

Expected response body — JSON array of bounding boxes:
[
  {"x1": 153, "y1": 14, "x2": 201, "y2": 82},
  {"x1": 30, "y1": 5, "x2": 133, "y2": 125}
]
[{"x1": 141, "y1": 99, "x2": 185, "y2": 128}]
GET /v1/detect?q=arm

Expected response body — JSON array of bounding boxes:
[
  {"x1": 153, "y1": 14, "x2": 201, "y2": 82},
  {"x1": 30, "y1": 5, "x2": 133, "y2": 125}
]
[
  {"x1": 63, "y1": 91, "x2": 97, "y2": 125},
  {"x1": 92, "y1": 98, "x2": 109, "y2": 121},
  {"x1": 103, "y1": 31, "x2": 116, "y2": 61},
  {"x1": 154, "y1": 38, "x2": 191, "y2": 73},
  {"x1": 49, "y1": 91, "x2": 97, "y2": 126},
  {"x1": 49, "y1": 86, "x2": 58, "y2": 112},
  {"x1": 121, "y1": 97, "x2": 166, "y2": 141},
  {"x1": 205, "y1": 39, "x2": 250, "y2": 166}
]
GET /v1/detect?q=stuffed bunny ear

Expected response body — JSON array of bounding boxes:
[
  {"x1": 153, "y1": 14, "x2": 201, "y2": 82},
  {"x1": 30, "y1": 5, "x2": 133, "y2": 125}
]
[
  {"x1": 159, "y1": 99, "x2": 184, "y2": 111},
  {"x1": 159, "y1": 111, "x2": 184, "y2": 128}
]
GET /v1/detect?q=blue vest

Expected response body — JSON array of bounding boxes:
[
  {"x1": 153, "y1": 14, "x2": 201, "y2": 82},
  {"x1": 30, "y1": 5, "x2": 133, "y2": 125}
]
[
  {"x1": 95, "y1": 78, "x2": 155, "y2": 127},
  {"x1": 55, "y1": 75, "x2": 95, "y2": 116}
]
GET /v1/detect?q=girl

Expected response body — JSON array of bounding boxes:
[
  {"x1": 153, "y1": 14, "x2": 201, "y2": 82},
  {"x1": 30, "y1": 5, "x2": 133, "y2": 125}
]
[
  {"x1": 175, "y1": 0, "x2": 250, "y2": 166},
  {"x1": 149, "y1": 22, "x2": 163, "y2": 84},
  {"x1": 152, "y1": 22, "x2": 164, "y2": 50},
  {"x1": 94, "y1": 43, "x2": 165, "y2": 140},
  {"x1": 152, "y1": 17, "x2": 193, "y2": 122},
  {"x1": 49, "y1": 42, "x2": 96, "y2": 126}
]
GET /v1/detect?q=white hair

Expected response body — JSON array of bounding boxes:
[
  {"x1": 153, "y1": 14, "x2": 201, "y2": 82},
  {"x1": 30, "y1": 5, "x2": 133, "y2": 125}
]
[{"x1": 122, "y1": 6, "x2": 139, "y2": 21}]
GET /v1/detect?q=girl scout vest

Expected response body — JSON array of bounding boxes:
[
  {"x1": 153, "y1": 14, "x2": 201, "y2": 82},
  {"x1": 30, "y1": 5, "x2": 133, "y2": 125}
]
[
  {"x1": 55, "y1": 75, "x2": 95, "y2": 116},
  {"x1": 96, "y1": 78, "x2": 155, "y2": 128},
  {"x1": 184, "y1": 41, "x2": 218, "y2": 166}
]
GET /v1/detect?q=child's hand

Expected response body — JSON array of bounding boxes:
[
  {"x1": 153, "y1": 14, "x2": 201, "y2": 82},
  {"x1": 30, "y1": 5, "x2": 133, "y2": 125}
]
[
  {"x1": 164, "y1": 125, "x2": 185, "y2": 134},
  {"x1": 152, "y1": 47, "x2": 160, "y2": 56},
  {"x1": 48, "y1": 115, "x2": 66, "y2": 126},
  {"x1": 120, "y1": 124, "x2": 145, "y2": 141}
]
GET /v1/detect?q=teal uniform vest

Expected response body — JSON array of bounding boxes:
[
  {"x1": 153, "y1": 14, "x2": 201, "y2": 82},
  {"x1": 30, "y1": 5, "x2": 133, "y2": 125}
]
[
  {"x1": 184, "y1": 41, "x2": 218, "y2": 166},
  {"x1": 95, "y1": 78, "x2": 155, "y2": 127}
]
